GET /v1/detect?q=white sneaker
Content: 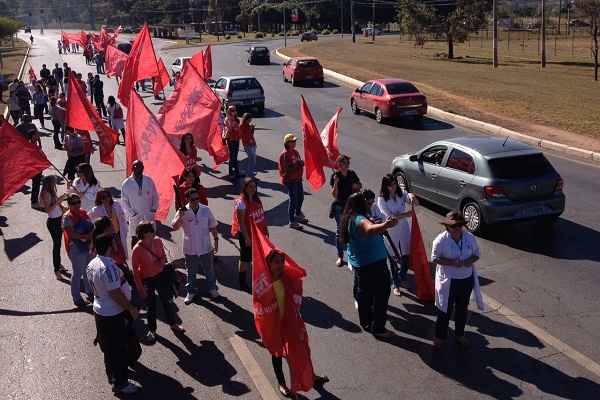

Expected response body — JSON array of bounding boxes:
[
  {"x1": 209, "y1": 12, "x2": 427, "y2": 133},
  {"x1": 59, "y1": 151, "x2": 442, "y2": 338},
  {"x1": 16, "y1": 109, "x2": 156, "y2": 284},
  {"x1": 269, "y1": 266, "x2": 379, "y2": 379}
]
[
  {"x1": 208, "y1": 289, "x2": 220, "y2": 300},
  {"x1": 354, "y1": 300, "x2": 358, "y2": 310},
  {"x1": 114, "y1": 382, "x2": 139, "y2": 395},
  {"x1": 184, "y1": 293, "x2": 195, "y2": 305}
]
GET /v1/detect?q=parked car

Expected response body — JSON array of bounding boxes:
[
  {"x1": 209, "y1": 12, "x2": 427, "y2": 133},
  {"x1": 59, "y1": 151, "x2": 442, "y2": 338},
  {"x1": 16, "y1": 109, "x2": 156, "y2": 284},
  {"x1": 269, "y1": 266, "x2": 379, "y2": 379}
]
[
  {"x1": 122, "y1": 26, "x2": 134, "y2": 33},
  {"x1": 391, "y1": 137, "x2": 565, "y2": 233},
  {"x1": 211, "y1": 76, "x2": 265, "y2": 115},
  {"x1": 569, "y1": 19, "x2": 591, "y2": 28},
  {"x1": 247, "y1": 46, "x2": 270, "y2": 65},
  {"x1": 363, "y1": 27, "x2": 382, "y2": 36},
  {"x1": 24, "y1": 26, "x2": 32, "y2": 33},
  {"x1": 282, "y1": 57, "x2": 324, "y2": 87},
  {"x1": 171, "y1": 56, "x2": 192, "y2": 75},
  {"x1": 351, "y1": 79, "x2": 427, "y2": 123},
  {"x1": 300, "y1": 31, "x2": 318, "y2": 42}
]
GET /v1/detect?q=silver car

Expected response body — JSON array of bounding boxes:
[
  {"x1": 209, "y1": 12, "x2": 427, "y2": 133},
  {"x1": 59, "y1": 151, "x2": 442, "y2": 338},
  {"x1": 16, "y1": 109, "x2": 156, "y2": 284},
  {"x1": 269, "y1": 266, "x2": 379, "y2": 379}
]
[
  {"x1": 211, "y1": 76, "x2": 265, "y2": 115},
  {"x1": 391, "y1": 137, "x2": 565, "y2": 233}
]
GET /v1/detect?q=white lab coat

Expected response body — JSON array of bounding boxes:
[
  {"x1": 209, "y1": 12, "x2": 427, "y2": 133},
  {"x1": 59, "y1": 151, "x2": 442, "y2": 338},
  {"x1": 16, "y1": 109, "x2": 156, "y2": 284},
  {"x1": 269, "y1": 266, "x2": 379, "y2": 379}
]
[
  {"x1": 89, "y1": 201, "x2": 129, "y2": 258},
  {"x1": 377, "y1": 194, "x2": 412, "y2": 255},
  {"x1": 68, "y1": 178, "x2": 101, "y2": 212},
  {"x1": 121, "y1": 175, "x2": 159, "y2": 235}
]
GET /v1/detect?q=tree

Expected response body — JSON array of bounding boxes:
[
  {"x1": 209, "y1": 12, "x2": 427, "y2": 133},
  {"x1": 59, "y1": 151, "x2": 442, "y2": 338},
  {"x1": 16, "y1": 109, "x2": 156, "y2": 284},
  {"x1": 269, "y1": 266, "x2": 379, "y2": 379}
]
[
  {"x1": 576, "y1": 0, "x2": 600, "y2": 80},
  {"x1": 397, "y1": 0, "x2": 491, "y2": 59},
  {"x1": 0, "y1": 16, "x2": 22, "y2": 42}
]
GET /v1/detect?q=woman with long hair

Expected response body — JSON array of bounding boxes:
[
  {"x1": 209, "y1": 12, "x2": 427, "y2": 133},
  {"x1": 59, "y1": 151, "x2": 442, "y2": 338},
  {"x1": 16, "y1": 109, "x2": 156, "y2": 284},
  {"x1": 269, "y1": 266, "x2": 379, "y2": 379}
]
[
  {"x1": 89, "y1": 189, "x2": 129, "y2": 264},
  {"x1": 174, "y1": 168, "x2": 208, "y2": 210},
  {"x1": 231, "y1": 178, "x2": 268, "y2": 291},
  {"x1": 68, "y1": 163, "x2": 101, "y2": 212},
  {"x1": 223, "y1": 105, "x2": 241, "y2": 179},
  {"x1": 340, "y1": 192, "x2": 397, "y2": 338},
  {"x1": 40, "y1": 175, "x2": 68, "y2": 279},
  {"x1": 178, "y1": 133, "x2": 202, "y2": 177},
  {"x1": 107, "y1": 96, "x2": 126, "y2": 144}
]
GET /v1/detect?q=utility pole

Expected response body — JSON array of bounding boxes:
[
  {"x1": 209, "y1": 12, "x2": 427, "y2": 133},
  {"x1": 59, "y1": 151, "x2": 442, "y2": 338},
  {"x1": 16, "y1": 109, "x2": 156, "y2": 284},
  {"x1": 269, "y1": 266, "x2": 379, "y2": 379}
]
[
  {"x1": 371, "y1": 0, "x2": 375, "y2": 41},
  {"x1": 341, "y1": 0, "x2": 344, "y2": 38},
  {"x1": 541, "y1": 0, "x2": 546, "y2": 68},
  {"x1": 351, "y1": 0, "x2": 355, "y2": 43},
  {"x1": 493, "y1": 0, "x2": 498, "y2": 67},
  {"x1": 283, "y1": 4, "x2": 287, "y2": 48},
  {"x1": 558, "y1": 0, "x2": 562, "y2": 35}
]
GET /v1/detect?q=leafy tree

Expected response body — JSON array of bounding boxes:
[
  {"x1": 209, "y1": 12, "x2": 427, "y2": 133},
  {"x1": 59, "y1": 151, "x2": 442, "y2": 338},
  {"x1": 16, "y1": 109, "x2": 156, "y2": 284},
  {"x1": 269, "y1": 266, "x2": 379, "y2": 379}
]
[
  {"x1": 0, "y1": 16, "x2": 22, "y2": 40},
  {"x1": 575, "y1": 0, "x2": 600, "y2": 80}
]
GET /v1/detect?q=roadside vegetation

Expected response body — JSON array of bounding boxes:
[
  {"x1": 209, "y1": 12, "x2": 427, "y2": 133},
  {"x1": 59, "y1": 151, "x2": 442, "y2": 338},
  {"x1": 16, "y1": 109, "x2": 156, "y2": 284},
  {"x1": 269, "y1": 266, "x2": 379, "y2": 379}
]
[{"x1": 0, "y1": 16, "x2": 25, "y2": 117}]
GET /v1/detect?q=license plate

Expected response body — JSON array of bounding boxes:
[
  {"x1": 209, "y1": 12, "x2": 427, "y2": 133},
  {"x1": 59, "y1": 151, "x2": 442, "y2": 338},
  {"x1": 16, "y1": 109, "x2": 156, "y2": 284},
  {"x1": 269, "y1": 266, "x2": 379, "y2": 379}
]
[{"x1": 516, "y1": 206, "x2": 548, "y2": 218}]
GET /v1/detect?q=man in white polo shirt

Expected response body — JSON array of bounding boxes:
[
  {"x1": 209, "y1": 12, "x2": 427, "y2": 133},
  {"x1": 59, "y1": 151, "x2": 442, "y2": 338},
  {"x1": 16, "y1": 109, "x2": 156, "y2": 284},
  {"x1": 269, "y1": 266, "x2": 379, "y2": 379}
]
[
  {"x1": 121, "y1": 160, "x2": 159, "y2": 247},
  {"x1": 172, "y1": 188, "x2": 219, "y2": 304}
]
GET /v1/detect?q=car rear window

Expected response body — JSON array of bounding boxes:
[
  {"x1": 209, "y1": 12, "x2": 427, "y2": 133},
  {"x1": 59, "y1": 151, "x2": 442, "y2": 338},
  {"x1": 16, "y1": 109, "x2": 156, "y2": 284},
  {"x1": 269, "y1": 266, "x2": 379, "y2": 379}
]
[
  {"x1": 254, "y1": 48, "x2": 268, "y2": 53},
  {"x1": 488, "y1": 154, "x2": 554, "y2": 179},
  {"x1": 297, "y1": 60, "x2": 320, "y2": 68},
  {"x1": 385, "y1": 82, "x2": 418, "y2": 95},
  {"x1": 230, "y1": 78, "x2": 262, "y2": 91}
]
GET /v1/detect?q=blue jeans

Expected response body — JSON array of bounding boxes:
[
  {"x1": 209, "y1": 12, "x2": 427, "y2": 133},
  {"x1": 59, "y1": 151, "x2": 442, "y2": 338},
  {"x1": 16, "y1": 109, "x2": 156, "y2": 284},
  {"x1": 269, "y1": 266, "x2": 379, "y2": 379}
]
[
  {"x1": 227, "y1": 140, "x2": 240, "y2": 177},
  {"x1": 285, "y1": 180, "x2": 304, "y2": 224},
  {"x1": 68, "y1": 246, "x2": 91, "y2": 303},
  {"x1": 244, "y1": 145, "x2": 257, "y2": 177},
  {"x1": 333, "y1": 203, "x2": 344, "y2": 258},
  {"x1": 184, "y1": 253, "x2": 217, "y2": 295}
]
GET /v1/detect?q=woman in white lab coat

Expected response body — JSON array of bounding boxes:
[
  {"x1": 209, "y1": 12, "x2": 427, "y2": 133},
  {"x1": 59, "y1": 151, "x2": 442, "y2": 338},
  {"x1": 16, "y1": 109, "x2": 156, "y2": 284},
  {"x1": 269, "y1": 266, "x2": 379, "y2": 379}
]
[{"x1": 68, "y1": 162, "x2": 101, "y2": 212}]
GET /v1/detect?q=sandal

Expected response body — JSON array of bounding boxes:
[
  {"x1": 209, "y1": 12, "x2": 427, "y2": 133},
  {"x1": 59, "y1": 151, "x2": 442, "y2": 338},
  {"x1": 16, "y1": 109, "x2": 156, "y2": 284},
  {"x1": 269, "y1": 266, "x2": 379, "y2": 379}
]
[
  {"x1": 392, "y1": 288, "x2": 402, "y2": 297},
  {"x1": 278, "y1": 385, "x2": 292, "y2": 398}
]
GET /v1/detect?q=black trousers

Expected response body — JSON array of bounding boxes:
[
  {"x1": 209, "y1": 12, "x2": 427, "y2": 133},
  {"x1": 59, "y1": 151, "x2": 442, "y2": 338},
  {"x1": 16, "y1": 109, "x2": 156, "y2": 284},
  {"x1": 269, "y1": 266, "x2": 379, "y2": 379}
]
[
  {"x1": 227, "y1": 140, "x2": 240, "y2": 177},
  {"x1": 94, "y1": 311, "x2": 142, "y2": 388},
  {"x1": 63, "y1": 155, "x2": 85, "y2": 181},
  {"x1": 272, "y1": 356, "x2": 287, "y2": 386},
  {"x1": 354, "y1": 258, "x2": 391, "y2": 334},
  {"x1": 46, "y1": 217, "x2": 63, "y2": 271},
  {"x1": 51, "y1": 119, "x2": 62, "y2": 147},
  {"x1": 435, "y1": 275, "x2": 474, "y2": 340},
  {"x1": 143, "y1": 272, "x2": 178, "y2": 332},
  {"x1": 31, "y1": 173, "x2": 42, "y2": 204},
  {"x1": 94, "y1": 95, "x2": 106, "y2": 116}
]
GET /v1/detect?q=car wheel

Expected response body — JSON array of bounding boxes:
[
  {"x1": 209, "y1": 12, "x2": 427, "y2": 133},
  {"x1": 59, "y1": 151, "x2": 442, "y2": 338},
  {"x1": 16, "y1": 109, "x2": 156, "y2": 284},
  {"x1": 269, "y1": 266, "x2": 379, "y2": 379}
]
[
  {"x1": 351, "y1": 99, "x2": 360, "y2": 115},
  {"x1": 291, "y1": 76, "x2": 297, "y2": 87},
  {"x1": 283, "y1": 73, "x2": 287, "y2": 82},
  {"x1": 394, "y1": 170, "x2": 411, "y2": 192},
  {"x1": 375, "y1": 108, "x2": 384, "y2": 124},
  {"x1": 256, "y1": 103, "x2": 265, "y2": 116},
  {"x1": 463, "y1": 201, "x2": 483, "y2": 234},
  {"x1": 317, "y1": 79, "x2": 324, "y2": 87}
]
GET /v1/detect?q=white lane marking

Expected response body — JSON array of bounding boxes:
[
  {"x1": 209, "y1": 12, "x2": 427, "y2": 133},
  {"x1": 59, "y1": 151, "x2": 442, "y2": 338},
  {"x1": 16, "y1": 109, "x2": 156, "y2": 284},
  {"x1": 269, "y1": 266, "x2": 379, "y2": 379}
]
[
  {"x1": 229, "y1": 335, "x2": 279, "y2": 400},
  {"x1": 483, "y1": 293, "x2": 600, "y2": 378}
]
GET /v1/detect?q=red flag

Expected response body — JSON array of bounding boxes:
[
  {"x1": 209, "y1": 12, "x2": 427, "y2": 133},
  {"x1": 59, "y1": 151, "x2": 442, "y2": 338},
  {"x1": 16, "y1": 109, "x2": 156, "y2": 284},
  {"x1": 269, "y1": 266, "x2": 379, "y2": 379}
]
[
  {"x1": 105, "y1": 45, "x2": 128, "y2": 78},
  {"x1": 250, "y1": 222, "x2": 315, "y2": 393},
  {"x1": 62, "y1": 31, "x2": 87, "y2": 46},
  {"x1": 118, "y1": 23, "x2": 160, "y2": 106},
  {"x1": 125, "y1": 89, "x2": 184, "y2": 221},
  {"x1": 66, "y1": 72, "x2": 119, "y2": 166},
  {"x1": 0, "y1": 121, "x2": 50, "y2": 205},
  {"x1": 158, "y1": 62, "x2": 227, "y2": 166},
  {"x1": 300, "y1": 96, "x2": 330, "y2": 191},
  {"x1": 409, "y1": 210, "x2": 435, "y2": 302},
  {"x1": 320, "y1": 107, "x2": 342, "y2": 167},
  {"x1": 203, "y1": 45, "x2": 212, "y2": 80},
  {"x1": 153, "y1": 58, "x2": 170, "y2": 97},
  {"x1": 28, "y1": 65, "x2": 37, "y2": 83},
  {"x1": 189, "y1": 49, "x2": 205, "y2": 79}
]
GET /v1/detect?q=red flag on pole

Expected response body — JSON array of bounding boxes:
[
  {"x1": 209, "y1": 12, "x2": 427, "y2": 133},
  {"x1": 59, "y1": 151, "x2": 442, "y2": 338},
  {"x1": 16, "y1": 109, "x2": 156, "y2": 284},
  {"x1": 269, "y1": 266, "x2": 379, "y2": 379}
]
[
  {"x1": 320, "y1": 107, "x2": 342, "y2": 167},
  {"x1": 65, "y1": 72, "x2": 119, "y2": 167},
  {"x1": 117, "y1": 23, "x2": 160, "y2": 106},
  {"x1": 105, "y1": 45, "x2": 128, "y2": 78},
  {"x1": 189, "y1": 49, "x2": 205, "y2": 79},
  {"x1": 203, "y1": 45, "x2": 212, "y2": 80},
  {"x1": 250, "y1": 221, "x2": 315, "y2": 393},
  {"x1": 0, "y1": 121, "x2": 50, "y2": 205},
  {"x1": 300, "y1": 95, "x2": 330, "y2": 191},
  {"x1": 153, "y1": 58, "x2": 170, "y2": 97},
  {"x1": 158, "y1": 62, "x2": 227, "y2": 166},
  {"x1": 409, "y1": 210, "x2": 435, "y2": 302},
  {"x1": 28, "y1": 65, "x2": 37, "y2": 83},
  {"x1": 125, "y1": 89, "x2": 184, "y2": 221}
]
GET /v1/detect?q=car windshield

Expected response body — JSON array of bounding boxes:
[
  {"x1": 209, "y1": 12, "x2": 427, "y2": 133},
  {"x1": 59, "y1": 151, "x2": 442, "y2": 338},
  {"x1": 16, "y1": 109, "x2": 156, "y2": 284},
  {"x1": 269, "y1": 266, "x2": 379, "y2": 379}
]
[
  {"x1": 230, "y1": 78, "x2": 261, "y2": 91},
  {"x1": 488, "y1": 154, "x2": 554, "y2": 179},
  {"x1": 297, "y1": 60, "x2": 320, "y2": 68},
  {"x1": 385, "y1": 82, "x2": 418, "y2": 95}
]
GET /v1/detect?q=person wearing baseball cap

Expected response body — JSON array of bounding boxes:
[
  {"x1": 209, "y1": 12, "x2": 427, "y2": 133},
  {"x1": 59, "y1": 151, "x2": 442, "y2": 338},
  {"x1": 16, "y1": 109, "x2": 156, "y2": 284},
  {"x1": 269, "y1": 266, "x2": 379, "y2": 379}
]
[{"x1": 278, "y1": 133, "x2": 308, "y2": 229}]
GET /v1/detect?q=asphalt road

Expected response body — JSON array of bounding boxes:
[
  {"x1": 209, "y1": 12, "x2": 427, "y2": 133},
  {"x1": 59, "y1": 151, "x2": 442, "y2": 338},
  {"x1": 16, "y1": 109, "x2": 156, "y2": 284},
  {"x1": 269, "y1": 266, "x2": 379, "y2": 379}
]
[{"x1": 1, "y1": 30, "x2": 600, "y2": 400}]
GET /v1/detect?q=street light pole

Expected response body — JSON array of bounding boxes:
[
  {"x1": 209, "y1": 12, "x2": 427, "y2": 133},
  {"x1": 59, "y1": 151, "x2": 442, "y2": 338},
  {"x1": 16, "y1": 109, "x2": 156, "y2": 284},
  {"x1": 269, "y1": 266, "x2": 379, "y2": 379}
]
[
  {"x1": 341, "y1": 0, "x2": 344, "y2": 38},
  {"x1": 541, "y1": 0, "x2": 546, "y2": 68},
  {"x1": 283, "y1": 4, "x2": 287, "y2": 48},
  {"x1": 371, "y1": 0, "x2": 375, "y2": 41},
  {"x1": 351, "y1": 0, "x2": 355, "y2": 43},
  {"x1": 493, "y1": 0, "x2": 498, "y2": 67}
]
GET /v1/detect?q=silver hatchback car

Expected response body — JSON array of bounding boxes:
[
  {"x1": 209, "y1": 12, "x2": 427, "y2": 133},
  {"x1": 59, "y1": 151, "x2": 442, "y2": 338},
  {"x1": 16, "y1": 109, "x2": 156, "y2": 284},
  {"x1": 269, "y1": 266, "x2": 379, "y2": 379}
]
[{"x1": 391, "y1": 137, "x2": 565, "y2": 233}]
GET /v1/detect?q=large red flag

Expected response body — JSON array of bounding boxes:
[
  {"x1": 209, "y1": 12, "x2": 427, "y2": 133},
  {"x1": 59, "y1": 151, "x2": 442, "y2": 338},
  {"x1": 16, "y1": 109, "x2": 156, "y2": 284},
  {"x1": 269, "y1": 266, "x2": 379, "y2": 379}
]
[
  {"x1": 104, "y1": 45, "x2": 128, "y2": 78},
  {"x1": 153, "y1": 58, "x2": 170, "y2": 97},
  {"x1": 320, "y1": 107, "x2": 342, "y2": 167},
  {"x1": 0, "y1": 121, "x2": 50, "y2": 205},
  {"x1": 203, "y1": 45, "x2": 212, "y2": 80},
  {"x1": 118, "y1": 23, "x2": 160, "y2": 106},
  {"x1": 125, "y1": 89, "x2": 184, "y2": 221},
  {"x1": 66, "y1": 72, "x2": 119, "y2": 167},
  {"x1": 250, "y1": 221, "x2": 315, "y2": 393},
  {"x1": 300, "y1": 96, "x2": 330, "y2": 191},
  {"x1": 409, "y1": 210, "x2": 435, "y2": 301},
  {"x1": 158, "y1": 62, "x2": 227, "y2": 165},
  {"x1": 189, "y1": 49, "x2": 205, "y2": 79}
]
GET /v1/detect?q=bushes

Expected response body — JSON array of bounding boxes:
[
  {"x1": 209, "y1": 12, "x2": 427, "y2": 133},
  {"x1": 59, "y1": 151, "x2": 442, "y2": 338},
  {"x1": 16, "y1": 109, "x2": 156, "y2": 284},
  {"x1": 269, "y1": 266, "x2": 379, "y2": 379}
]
[
  {"x1": 278, "y1": 32, "x2": 284, "y2": 37},
  {"x1": 332, "y1": 29, "x2": 339, "y2": 34},
  {"x1": 271, "y1": 32, "x2": 276, "y2": 38},
  {"x1": 255, "y1": 31, "x2": 264, "y2": 39},
  {"x1": 237, "y1": 34, "x2": 243, "y2": 39},
  {"x1": 321, "y1": 29, "x2": 330, "y2": 35},
  {"x1": 225, "y1": 35, "x2": 231, "y2": 40},
  {"x1": 0, "y1": 16, "x2": 21, "y2": 40}
]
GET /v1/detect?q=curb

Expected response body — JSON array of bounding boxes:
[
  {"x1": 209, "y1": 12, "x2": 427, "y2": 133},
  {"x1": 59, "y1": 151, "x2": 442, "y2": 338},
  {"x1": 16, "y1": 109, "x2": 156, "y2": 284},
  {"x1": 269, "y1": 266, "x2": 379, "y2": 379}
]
[
  {"x1": 2, "y1": 43, "x2": 31, "y2": 120},
  {"x1": 274, "y1": 48, "x2": 600, "y2": 164}
]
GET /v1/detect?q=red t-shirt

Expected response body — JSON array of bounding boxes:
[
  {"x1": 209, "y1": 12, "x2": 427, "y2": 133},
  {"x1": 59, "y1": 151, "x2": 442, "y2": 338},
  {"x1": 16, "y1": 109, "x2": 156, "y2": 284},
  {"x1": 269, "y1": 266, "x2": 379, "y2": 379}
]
[
  {"x1": 224, "y1": 117, "x2": 241, "y2": 141},
  {"x1": 278, "y1": 149, "x2": 303, "y2": 183},
  {"x1": 131, "y1": 237, "x2": 167, "y2": 298},
  {"x1": 231, "y1": 197, "x2": 268, "y2": 237},
  {"x1": 240, "y1": 123, "x2": 256, "y2": 147}
]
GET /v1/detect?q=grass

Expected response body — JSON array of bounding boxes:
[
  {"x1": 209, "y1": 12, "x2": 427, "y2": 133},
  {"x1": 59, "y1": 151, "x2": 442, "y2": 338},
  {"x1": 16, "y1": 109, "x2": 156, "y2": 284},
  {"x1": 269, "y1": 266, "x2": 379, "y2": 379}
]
[
  {"x1": 164, "y1": 33, "x2": 269, "y2": 49},
  {"x1": 281, "y1": 33, "x2": 600, "y2": 152},
  {"x1": 0, "y1": 38, "x2": 28, "y2": 117}
]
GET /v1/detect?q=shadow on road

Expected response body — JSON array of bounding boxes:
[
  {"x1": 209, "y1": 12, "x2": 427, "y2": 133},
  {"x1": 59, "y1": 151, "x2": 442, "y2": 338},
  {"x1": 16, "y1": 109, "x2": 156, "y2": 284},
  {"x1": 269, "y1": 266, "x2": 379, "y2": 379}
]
[
  {"x1": 302, "y1": 296, "x2": 362, "y2": 333},
  {"x1": 0, "y1": 307, "x2": 82, "y2": 317},
  {"x1": 2, "y1": 232, "x2": 42, "y2": 261},
  {"x1": 129, "y1": 361, "x2": 198, "y2": 399}
]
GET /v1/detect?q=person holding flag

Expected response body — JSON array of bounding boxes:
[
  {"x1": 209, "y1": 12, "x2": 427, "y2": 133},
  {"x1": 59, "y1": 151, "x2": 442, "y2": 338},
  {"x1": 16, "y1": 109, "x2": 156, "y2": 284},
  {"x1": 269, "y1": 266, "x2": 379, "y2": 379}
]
[
  {"x1": 240, "y1": 113, "x2": 257, "y2": 177},
  {"x1": 16, "y1": 114, "x2": 43, "y2": 207},
  {"x1": 106, "y1": 96, "x2": 125, "y2": 143},
  {"x1": 278, "y1": 134, "x2": 309, "y2": 230}
]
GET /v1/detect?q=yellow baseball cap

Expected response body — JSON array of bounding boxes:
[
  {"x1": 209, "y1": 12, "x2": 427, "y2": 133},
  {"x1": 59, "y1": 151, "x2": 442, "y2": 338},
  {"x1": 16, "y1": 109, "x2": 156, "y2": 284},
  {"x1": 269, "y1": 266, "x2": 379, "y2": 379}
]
[{"x1": 283, "y1": 133, "x2": 297, "y2": 145}]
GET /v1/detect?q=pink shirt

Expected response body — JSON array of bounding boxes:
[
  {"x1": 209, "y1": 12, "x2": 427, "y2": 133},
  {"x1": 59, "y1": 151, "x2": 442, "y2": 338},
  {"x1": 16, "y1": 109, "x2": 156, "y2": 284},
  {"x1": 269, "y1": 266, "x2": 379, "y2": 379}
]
[{"x1": 131, "y1": 237, "x2": 166, "y2": 298}]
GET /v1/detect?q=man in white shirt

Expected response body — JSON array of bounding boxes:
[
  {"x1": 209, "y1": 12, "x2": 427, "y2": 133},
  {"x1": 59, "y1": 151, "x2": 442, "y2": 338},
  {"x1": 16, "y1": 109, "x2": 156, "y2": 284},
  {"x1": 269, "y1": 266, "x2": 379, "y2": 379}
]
[
  {"x1": 121, "y1": 160, "x2": 159, "y2": 247},
  {"x1": 172, "y1": 188, "x2": 219, "y2": 304},
  {"x1": 87, "y1": 232, "x2": 141, "y2": 395}
]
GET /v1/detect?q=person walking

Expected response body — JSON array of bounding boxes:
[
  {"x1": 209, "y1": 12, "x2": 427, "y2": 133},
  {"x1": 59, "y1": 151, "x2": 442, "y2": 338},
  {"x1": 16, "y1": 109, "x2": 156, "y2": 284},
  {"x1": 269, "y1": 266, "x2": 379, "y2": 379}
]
[
  {"x1": 63, "y1": 129, "x2": 87, "y2": 181},
  {"x1": 49, "y1": 96, "x2": 65, "y2": 149},
  {"x1": 174, "y1": 169, "x2": 208, "y2": 210},
  {"x1": 340, "y1": 192, "x2": 397, "y2": 338},
  {"x1": 432, "y1": 211, "x2": 481, "y2": 350},
  {"x1": 68, "y1": 163, "x2": 101, "y2": 212},
  {"x1": 16, "y1": 81, "x2": 32, "y2": 116},
  {"x1": 330, "y1": 155, "x2": 361, "y2": 267},
  {"x1": 87, "y1": 231, "x2": 141, "y2": 395},
  {"x1": 95, "y1": 51, "x2": 105, "y2": 74},
  {"x1": 63, "y1": 194, "x2": 94, "y2": 307},
  {"x1": 16, "y1": 115, "x2": 43, "y2": 207},
  {"x1": 132, "y1": 221, "x2": 185, "y2": 343},
  {"x1": 57, "y1": 40, "x2": 63, "y2": 54},
  {"x1": 40, "y1": 176, "x2": 68, "y2": 279},
  {"x1": 8, "y1": 91, "x2": 22, "y2": 124},
  {"x1": 89, "y1": 189, "x2": 129, "y2": 263},
  {"x1": 39, "y1": 64, "x2": 51, "y2": 83},
  {"x1": 240, "y1": 113, "x2": 257, "y2": 177},
  {"x1": 86, "y1": 73, "x2": 94, "y2": 104},
  {"x1": 178, "y1": 133, "x2": 202, "y2": 176},
  {"x1": 278, "y1": 133, "x2": 308, "y2": 229},
  {"x1": 32, "y1": 84, "x2": 47, "y2": 128},
  {"x1": 106, "y1": 96, "x2": 125, "y2": 143},
  {"x1": 223, "y1": 105, "x2": 241, "y2": 179},
  {"x1": 52, "y1": 63, "x2": 64, "y2": 94},
  {"x1": 377, "y1": 174, "x2": 417, "y2": 296},
  {"x1": 121, "y1": 160, "x2": 159, "y2": 247},
  {"x1": 172, "y1": 188, "x2": 220, "y2": 305},
  {"x1": 92, "y1": 75, "x2": 107, "y2": 117},
  {"x1": 231, "y1": 178, "x2": 268, "y2": 292}
]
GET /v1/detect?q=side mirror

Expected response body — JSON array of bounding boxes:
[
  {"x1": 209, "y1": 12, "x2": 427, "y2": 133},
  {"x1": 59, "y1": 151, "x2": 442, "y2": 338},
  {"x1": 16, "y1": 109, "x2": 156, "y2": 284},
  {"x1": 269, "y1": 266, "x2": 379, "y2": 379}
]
[
  {"x1": 207, "y1": 79, "x2": 216, "y2": 88},
  {"x1": 409, "y1": 154, "x2": 419, "y2": 162}
]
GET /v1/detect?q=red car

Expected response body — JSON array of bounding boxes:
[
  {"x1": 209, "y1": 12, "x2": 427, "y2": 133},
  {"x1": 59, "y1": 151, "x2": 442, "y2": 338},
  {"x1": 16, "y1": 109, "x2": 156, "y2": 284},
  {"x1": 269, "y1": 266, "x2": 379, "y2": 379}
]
[
  {"x1": 282, "y1": 57, "x2": 324, "y2": 87},
  {"x1": 350, "y1": 79, "x2": 428, "y2": 123}
]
